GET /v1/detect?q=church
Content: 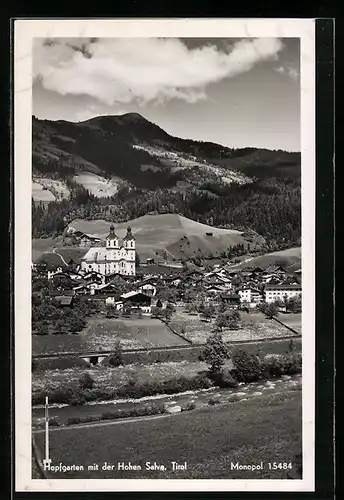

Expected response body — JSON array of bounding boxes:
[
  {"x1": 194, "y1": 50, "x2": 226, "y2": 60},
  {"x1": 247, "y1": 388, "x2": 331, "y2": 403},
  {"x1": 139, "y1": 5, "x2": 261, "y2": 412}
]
[{"x1": 80, "y1": 225, "x2": 136, "y2": 276}]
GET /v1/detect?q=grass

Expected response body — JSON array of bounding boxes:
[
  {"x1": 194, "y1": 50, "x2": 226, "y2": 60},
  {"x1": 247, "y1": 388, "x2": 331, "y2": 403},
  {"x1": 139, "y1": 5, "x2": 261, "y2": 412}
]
[
  {"x1": 236, "y1": 247, "x2": 301, "y2": 271},
  {"x1": 73, "y1": 173, "x2": 119, "y2": 198},
  {"x1": 61, "y1": 214, "x2": 258, "y2": 261},
  {"x1": 34, "y1": 390, "x2": 302, "y2": 479},
  {"x1": 32, "y1": 361, "x2": 208, "y2": 400},
  {"x1": 33, "y1": 336, "x2": 301, "y2": 371},
  {"x1": 170, "y1": 309, "x2": 301, "y2": 344},
  {"x1": 32, "y1": 316, "x2": 188, "y2": 356}
]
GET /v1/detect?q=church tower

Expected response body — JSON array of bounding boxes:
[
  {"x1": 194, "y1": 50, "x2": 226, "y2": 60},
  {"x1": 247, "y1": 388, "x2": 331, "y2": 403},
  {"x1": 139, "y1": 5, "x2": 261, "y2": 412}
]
[
  {"x1": 106, "y1": 224, "x2": 119, "y2": 249},
  {"x1": 123, "y1": 225, "x2": 136, "y2": 275}
]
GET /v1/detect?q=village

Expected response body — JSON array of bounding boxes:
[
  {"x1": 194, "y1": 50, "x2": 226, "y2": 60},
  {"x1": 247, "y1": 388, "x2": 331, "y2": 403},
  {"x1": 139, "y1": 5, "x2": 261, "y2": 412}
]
[{"x1": 32, "y1": 224, "x2": 302, "y2": 326}]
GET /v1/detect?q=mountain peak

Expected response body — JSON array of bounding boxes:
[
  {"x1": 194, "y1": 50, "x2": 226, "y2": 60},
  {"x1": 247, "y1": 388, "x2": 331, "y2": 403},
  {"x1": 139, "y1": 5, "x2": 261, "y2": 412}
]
[{"x1": 120, "y1": 112, "x2": 147, "y2": 122}]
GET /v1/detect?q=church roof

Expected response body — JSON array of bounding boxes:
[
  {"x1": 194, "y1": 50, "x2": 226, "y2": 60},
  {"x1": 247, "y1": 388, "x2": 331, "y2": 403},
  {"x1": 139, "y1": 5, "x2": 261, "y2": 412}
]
[
  {"x1": 123, "y1": 226, "x2": 135, "y2": 241},
  {"x1": 106, "y1": 224, "x2": 118, "y2": 239}
]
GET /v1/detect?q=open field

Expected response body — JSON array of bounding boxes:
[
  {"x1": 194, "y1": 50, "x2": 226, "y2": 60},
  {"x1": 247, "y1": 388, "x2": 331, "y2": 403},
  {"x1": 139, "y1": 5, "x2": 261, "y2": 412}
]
[
  {"x1": 32, "y1": 237, "x2": 64, "y2": 261},
  {"x1": 34, "y1": 389, "x2": 302, "y2": 479},
  {"x1": 32, "y1": 177, "x2": 71, "y2": 202},
  {"x1": 170, "y1": 310, "x2": 301, "y2": 344},
  {"x1": 237, "y1": 247, "x2": 301, "y2": 271},
  {"x1": 32, "y1": 316, "x2": 187, "y2": 355},
  {"x1": 73, "y1": 172, "x2": 119, "y2": 198}
]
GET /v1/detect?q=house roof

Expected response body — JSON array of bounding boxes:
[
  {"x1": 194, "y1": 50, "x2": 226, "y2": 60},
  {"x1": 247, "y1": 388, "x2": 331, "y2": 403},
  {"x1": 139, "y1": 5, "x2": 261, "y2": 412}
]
[
  {"x1": 121, "y1": 290, "x2": 151, "y2": 299},
  {"x1": 265, "y1": 284, "x2": 301, "y2": 290},
  {"x1": 264, "y1": 265, "x2": 286, "y2": 273},
  {"x1": 222, "y1": 293, "x2": 241, "y2": 300},
  {"x1": 53, "y1": 296, "x2": 74, "y2": 305}
]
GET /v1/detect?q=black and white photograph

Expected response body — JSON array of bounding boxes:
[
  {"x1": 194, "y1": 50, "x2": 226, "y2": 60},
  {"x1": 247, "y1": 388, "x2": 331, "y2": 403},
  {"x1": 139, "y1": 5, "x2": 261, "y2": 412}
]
[{"x1": 14, "y1": 19, "x2": 316, "y2": 492}]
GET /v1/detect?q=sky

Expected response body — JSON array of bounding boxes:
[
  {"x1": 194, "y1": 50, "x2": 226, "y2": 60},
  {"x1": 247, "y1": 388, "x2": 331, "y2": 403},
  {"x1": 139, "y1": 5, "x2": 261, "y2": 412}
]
[{"x1": 32, "y1": 37, "x2": 300, "y2": 152}]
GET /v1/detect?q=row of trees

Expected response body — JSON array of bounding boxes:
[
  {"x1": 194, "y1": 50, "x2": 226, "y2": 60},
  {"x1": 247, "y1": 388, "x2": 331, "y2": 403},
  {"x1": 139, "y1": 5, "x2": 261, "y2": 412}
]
[{"x1": 32, "y1": 176, "x2": 301, "y2": 250}]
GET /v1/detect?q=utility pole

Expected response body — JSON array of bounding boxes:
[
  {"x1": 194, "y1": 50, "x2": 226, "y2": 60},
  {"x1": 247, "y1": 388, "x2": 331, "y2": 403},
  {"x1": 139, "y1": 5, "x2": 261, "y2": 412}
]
[{"x1": 42, "y1": 396, "x2": 51, "y2": 469}]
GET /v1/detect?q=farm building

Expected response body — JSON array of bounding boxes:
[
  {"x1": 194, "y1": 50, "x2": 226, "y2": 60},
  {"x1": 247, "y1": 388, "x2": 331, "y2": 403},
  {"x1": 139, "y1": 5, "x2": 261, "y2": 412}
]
[
  {"x1": 120, "y1": 291, "x2": 152, "y2": 314},
  {"x1": 221, "y1": 293, "x2": 241, "y2": 308}
]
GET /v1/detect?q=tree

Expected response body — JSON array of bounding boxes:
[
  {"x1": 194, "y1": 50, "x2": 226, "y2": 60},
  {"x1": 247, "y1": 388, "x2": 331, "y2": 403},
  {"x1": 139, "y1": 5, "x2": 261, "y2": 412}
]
[
  {"x1": 135, "y1": 253, "x2": 141, "y2": 268},
  {"x1": 215, "y1": 309, "x2": 241, "y2": 331},
  {"x1": 201, "y1": 305, "x2": 213, "y2": 322},
  {"x1": 259, "y1": 301, "x2": 279, "y2": 318},
  {"x1": 106, "y1": 304, "x2": 118, "y2": 318},
  {"x1": 79, "y1": 373, "x2": 95, "y2": 390},
  {"x1": 53, "y1": 275, "x2": 74, "y2": 290},
  {"x1": 200, "y1": 332, "x2": 230, "y2": 373},
  {"x1": 162, "y1": 302, "x2": 176, "y2": 323},
  {"x1": 122, "y1": 301, "x2": 132, "y2": 317},
  {"x1": 284, "y1": 295, "x2": 302, "y2": 313},
  {"x1": 108, "y1": 340, "x2": 123, "y2": 367},
  {"x1": 232, "y1": 349, "x2": 263, "y2": 382}
]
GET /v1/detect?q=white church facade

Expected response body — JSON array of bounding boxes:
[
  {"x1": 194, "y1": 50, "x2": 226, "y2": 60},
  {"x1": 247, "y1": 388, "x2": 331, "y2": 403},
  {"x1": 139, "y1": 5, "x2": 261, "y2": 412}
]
[{"x1": 80, "y1": 225, "x2": 136, "y2": 276}]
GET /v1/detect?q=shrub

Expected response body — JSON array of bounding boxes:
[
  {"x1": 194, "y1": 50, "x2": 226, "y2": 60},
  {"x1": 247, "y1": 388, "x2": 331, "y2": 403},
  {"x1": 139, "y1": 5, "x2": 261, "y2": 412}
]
[
  {"x1": 210, "y1": 367, "x2": 239, "y2": 388},
  {"x1": 232, "y1": 349, "x2": 265, "y2": 383},
  {"x1": 280, "y1": 352, "x2": 302, "y2": 374},
  {"x1": 208, "y1": 394, "x2": 221, "y2": 406},
  {"x1": 49, "y1": 417, "x2": 61, "y2": 427},
  {"x1": 261, "y1": 355, "x2": 284, "y2": 378},
  {"x1": 182, "y1": 401, "x2": 196, "y2": 412},
  {"x1": 79, "y1": 373, "x2": 95, "y2": 390},
  {"x1": 108, "y1": 341, "x2": 123, "y2": 367},
  {"x1": 261, "y1": 352, "x2": 302, "y2": 377},
  {"x1": 67, "y1": 416, "x2": 82, "y2": 425}
]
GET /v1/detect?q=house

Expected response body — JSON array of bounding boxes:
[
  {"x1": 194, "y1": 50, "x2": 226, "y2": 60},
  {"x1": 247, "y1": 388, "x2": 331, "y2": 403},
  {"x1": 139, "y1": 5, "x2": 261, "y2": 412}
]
[
  {"x1": 47, "y1": 267, "x2": 64, "y2": 279},
  {"x1": 220, "y1": 293, "x2": 241, "y2": 308},
  {"x1": 105, "y1": 297, "x2": 124, "y2": 310},
  {"x1": 49, "y1": 290, "x2": 75, "y2": 307},
  {"x1": 54, "y1": 295, "x2": 74, "y2": 307},
  {"x1": 206, "y1": 284, "x2": 228, "y2": 295},
  {"x1": 82, "y1": 271, "x2": 106, "y2": 284},
  {"x1": 138, "y1": 279, "x2": 157, "y2": 297},
  {"x1": 79, "y1": 233, "x2": 102, "y2": 248},
  {"x1": 238, "y1": 286, "x2": 264, "y2": 305},
  {"x1": 120, "y1": 290, "x2": 152, "y2": 314},
  {"x1": 262, "y1": 265, "x2": 287, "y2": 283},
  {"x1": 264, "y1": 284, "x2": 302, "y2": 303}
]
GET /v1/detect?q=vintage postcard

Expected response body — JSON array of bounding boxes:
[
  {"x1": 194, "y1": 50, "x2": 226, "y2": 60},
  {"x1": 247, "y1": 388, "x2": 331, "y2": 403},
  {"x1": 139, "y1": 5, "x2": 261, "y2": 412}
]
[{"x1": 14, "y1": 18, "x2": 316, "y2": 492}]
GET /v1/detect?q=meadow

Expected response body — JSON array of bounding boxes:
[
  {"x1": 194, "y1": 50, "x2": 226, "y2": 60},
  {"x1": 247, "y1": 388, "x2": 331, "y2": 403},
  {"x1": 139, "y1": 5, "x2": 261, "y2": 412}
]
[
  {"x1": 32, "y1": 316, "x2": 188, "y2": 356},
  {"x1": 170, "y1": 310, "x2": 301, "y2": 344},
  {"x1": 33, "y1": 389, "x2": 302, "y2": 479}
]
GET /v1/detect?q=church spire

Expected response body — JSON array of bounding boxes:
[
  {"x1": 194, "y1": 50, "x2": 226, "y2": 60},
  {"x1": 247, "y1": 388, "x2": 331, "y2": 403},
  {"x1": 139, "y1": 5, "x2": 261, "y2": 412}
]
[
  {"x1": 106, "y1": 224, "x2": 118, "y2": 239},
  {"x1": 123, "y1": 225, "x2": 135, "y2": 241}
]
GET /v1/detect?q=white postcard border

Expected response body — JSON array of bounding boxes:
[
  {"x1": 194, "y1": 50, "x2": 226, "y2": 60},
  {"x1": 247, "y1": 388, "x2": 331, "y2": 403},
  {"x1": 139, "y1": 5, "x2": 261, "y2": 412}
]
[{"x1": 14, "y1": 17, "x2": 315, "y2": 492}]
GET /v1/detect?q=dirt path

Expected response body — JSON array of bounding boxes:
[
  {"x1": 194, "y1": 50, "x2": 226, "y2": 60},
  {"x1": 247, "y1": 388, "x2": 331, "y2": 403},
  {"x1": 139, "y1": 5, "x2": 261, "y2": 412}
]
[{"x1": 52, "y1": 247, "x2": 69, "y2": 266}]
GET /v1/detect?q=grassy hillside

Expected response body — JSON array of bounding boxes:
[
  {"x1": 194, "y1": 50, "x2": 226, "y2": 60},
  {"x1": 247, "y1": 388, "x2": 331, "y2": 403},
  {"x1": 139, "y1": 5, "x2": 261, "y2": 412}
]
[
  {"x1": 32, "y1": 213, "x2": 264, "y2": 263},
  {"x1": 34, "y1": 390, "x2": 301, "y2": 479},
  {"x1": 64, "y1": 213, "x2": 264, "y2": 261},
  {"x1": 238, "y1": 247, "x2": 301, "y2": 271}
]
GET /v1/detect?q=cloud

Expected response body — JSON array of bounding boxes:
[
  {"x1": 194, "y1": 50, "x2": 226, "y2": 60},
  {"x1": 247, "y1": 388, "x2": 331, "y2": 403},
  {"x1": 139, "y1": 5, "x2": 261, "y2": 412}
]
[
  {"x1": 275, "y1": 65, "x2": 299, "y2": 81},
  {"x1": 33, "y1": 37, "x2": 285, "y2": 106}
]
